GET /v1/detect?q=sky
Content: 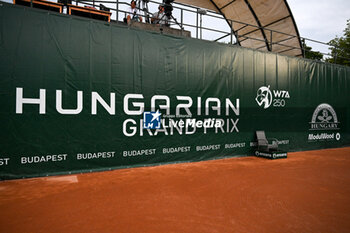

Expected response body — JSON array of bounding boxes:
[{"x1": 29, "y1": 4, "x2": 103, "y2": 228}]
[
  {"x1": 287, "y1": 0, "x2": 350, "y2": 54},
  {"x1": 3, "y1": 0, "x2": 349, "y2": 54}
]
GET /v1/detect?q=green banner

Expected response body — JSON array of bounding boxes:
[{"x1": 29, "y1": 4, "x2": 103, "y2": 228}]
[{"x1": 0, "y1": 3, "x2": 349, "y2": 180}]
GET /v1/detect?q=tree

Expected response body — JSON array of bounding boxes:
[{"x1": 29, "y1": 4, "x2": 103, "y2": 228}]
[
  {"x1": 301, "y1": 39, "x2": 323, "y2": 61},
  {"x1": 327, "y1": 19, "x2": 350, "y2": 66}
]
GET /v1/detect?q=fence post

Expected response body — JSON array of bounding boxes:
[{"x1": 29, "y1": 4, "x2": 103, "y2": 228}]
[
  {"x1": 196, "y1": 11, "x2": 198, "y2": 39},
  {"x1": 181, "y1": 9, "x2": 183, "y2": 29},
  {"x1": 200, "y1": 14, "x2": 202, "y2": 39},
  {"x1": 230, "y1": 20, "x2": 233, "y2": 44},
  {"x1": 116, "y1": 0, "x2": 119, "y2": 22},
  {"x1": 270, "y1": 30, "x2": 273, "y2": 51}
]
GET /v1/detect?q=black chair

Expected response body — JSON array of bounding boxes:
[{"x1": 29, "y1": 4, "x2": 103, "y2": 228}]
[{"x1": 256, "y1": 131, "x2": 278, "y2": 152}]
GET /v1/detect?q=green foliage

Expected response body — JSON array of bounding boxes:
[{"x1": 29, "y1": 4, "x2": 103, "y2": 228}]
[
  {"x1": 327, "y1": 19, "x2": 350, "y2": 66},
  {"x1": 302, "y1": 39, "x2": 323, "y2": 61}
]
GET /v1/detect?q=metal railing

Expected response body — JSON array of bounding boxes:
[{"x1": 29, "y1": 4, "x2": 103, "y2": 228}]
[{"x1": 20, "y1": 0, "x2": 350, "y2": 62}]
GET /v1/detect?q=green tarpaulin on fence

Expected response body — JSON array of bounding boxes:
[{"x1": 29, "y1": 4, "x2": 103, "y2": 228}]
[{"x1": 0, "y1": 3, "x2": 349, "y2": 180}]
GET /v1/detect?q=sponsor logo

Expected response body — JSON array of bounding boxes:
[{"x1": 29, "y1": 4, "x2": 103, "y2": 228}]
[
  {"x1": 143, "y1": 111, "x2": 162, "y2": 129},
  {"x1": 309, "y1": 103, "x2": 339, "y2": 131},
  {"x1": 308, "y1": 133, "x2": 341, "y2": 142},
  {"x1": 255, "y1": 86, "x2": 272, "y2": 109},
  {"x1": 255, "y1": 85, "x2": 290, "y2": 109},
  {"x1": 272, "y1": 153, "x2": 287, "y2": 159},
  {"x1": 308, "y1": 133, "x2": 334, "y2": 141},
  {"x1": 255, "y1": 151, "x2": 287, "y2": 159}
]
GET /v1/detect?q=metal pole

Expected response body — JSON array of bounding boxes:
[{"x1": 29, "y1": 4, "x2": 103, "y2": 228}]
[
  {"x1": 93, "y1": 0, "x2": 95, "y2": 8},
  {"x1": 116, "y1": 0, "x2": 119, "y2": 22},
  {"x1": 230, "y1": 20, "x2": 233, "y2": 44},
  {"x1": 302, "y1": 39, "x2": 305, "y2": 58},
  {"x1": 270, "y1": 30, "x2": 273, "y2": 51},
  {"x1": 200, "y1": 14, "x2": 202, "y2": 39},
  {"x1": 181, "y1": 9, "x2": 183, "y2": 29},
  {"x1": 196, "y1": 11, "x2": 198, "y2": 39},
  {"x1": 30, "y1": 0, "x2": 33, "y2": 8}
]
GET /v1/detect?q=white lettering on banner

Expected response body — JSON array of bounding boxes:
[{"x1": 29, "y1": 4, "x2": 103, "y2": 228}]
[
  {"x1": 196, "y1": 144, "x2": 221, "y2": 151},
  {"x1": 162, "y1": 146, "x2": 191, "y2": 154},
  {"x1": 77, "y1": 152, "x2": 115, "y2": 160},
  {"x1": 197, "y1": 97, "x2": 201, "y2": 116},
  {"x1": 16, "y1": 88, "x2": 46, "y2": 114},
  {"x1": 123, "y1": 118, "x2": 239, "y2": 137},
  {"x1": 225, "y1": 98, "x2": 239, "y2": 116},
  {"x1": 21, "y1": 154, "x2": 68, "y2": 164},
  {"x1": 0, "y1": 158, "x2": 10, "y2": 166},
  {"x1": 273, "y1": 90, "x2": 290, "y2": 98},
  {"x1": 205, "y1": 98, "x2": 221, "y2": 116},
  {"x1": 176, "y1": 96, "x2": 192, "y2": 116},
  {"x1": 56, "y1": 90, "x2": 83, "y2": 114},
  {"x1": 123, "y1": 119, "x2": 138, "y2": 137},
  {"x1": 124, "y1": 94, "x2": 144, "y2": 115},
  {"x1": 123, "y1": 149, "x2": 156, "y2": 157},
  {"x1": 255, "y1": 151, "x2": 272, "y2": 158},
  {"x1": 16, "y1": 89, "x2": 240, "y2": 117},
  {"x1": 308, "y1": 133, "x2": 336, "y2": 141},
  {"x1": 14, "y1": 88, "x2": 241, "y2": 138},
  {"x1": 151, "y1": 95, "x2": 170, "y2": 115},
  {"x1": 225, "y1": 143, "x2": 245, "y2": 149},
  {"x1": 272, "y1": 153, "x2": 287, "y2": 158},
  {"x1": 16, "y1": 89, "x2": 239, "y2": 116},
  {"x1": 91, "y1": 92, "x2": 115, "y2": 115}
]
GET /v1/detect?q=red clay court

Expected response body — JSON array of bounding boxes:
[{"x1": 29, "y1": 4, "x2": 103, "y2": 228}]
[{"x1": 1, "y1": 147, "x2": 350, "y2": 233}]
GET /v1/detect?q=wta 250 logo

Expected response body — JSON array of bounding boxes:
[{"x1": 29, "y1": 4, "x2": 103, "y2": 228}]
[{"x1": 255, "y1": 85, "x2": 290, "y2": 109}]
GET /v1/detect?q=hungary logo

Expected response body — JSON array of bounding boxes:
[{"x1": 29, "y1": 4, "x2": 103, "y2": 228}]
[{"x1": 310, "y1": 103, "x2": 339, "y2": 130}]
